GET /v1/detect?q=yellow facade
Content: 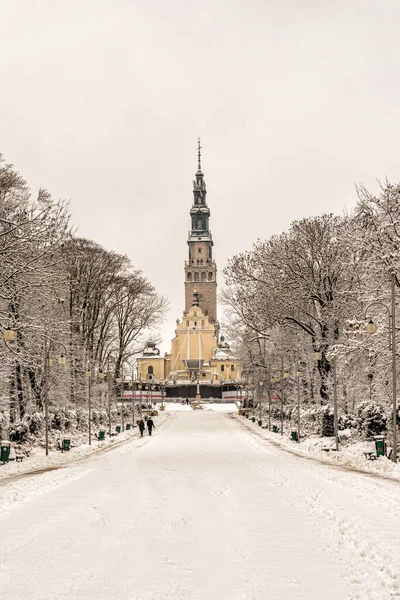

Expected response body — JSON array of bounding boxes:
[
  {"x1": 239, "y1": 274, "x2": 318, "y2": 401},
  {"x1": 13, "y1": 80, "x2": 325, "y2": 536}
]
[{"x1": 138, "y1": 357, "x2": 166, "y2": 381}]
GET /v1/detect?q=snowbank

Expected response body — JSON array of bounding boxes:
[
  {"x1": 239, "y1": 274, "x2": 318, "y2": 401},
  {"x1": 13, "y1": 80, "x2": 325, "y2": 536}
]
[{"x1": 235, "y1": 414, "x2": 400, "y2": 482}]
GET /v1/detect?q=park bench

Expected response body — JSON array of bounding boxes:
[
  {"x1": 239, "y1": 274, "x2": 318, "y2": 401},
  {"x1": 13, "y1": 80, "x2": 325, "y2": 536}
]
[{"x1": 363, "y1": 451, "x2": 377, "y2": 461}]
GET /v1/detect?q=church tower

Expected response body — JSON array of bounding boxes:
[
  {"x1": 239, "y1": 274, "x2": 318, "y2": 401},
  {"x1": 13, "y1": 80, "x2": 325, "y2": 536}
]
[{"x1": 184, "y1": 139, "x2": 217, "y2": 323}]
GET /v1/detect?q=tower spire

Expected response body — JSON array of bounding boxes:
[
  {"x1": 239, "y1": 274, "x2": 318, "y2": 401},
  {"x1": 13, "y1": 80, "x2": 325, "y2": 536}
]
[{"x1": 197, "y1": 137, "x2": 202, "y2": 172}]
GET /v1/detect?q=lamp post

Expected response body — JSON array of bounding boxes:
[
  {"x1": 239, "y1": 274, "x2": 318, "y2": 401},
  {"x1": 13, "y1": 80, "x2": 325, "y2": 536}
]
[
  {"x1": 280, "y1": 358, "x2": 289, "y2": 436},
  {"x1": 364, "y1": 275, "x2": 397, "y2": 463},
  {"x1": 86, "y1": 363, "x2": 92, "y2": 445},
  {"x1": 42, "y1": 338, "x2": 67, "y2": 456},
  {"x1": 268, "y1": 367, "x2": 272, "y2": 431},
  {"x1": 259, "y1": 380, "x2": 264, "y2": 421},
  {"x1": 296, "y1": 358, "x2": 303, "y2": 443},
  {"x1": 138, "y1": 383, "x2": 143, "y2": 417},
  {"x1": 324, "y1": 352, "x2": 339, "y2": 452},
  {"x1": 107, "y1": 356, "x2": 112, "y2": 437}
]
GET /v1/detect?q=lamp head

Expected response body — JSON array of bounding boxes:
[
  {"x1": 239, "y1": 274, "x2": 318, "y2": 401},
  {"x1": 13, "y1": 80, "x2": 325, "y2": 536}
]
[{"x1": 365, "y1": 319, "x2": 377, "y2": 335}]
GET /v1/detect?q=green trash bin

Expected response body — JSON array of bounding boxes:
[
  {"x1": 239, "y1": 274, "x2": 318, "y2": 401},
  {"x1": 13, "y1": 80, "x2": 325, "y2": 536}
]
[
  {"x1": 291, "y1": 430, "x2": 298, "y2": 442},
  {"x1": 126, "y1": 423, "x2": 131, "y2": 430},
  {"x1": 116, "y1": 425, "x2": 121, "y2": 434},
  {"x1": 272, "y1": 425, "x2": 278, "y2": 433},
  {"x1": 98, "y1": 430, "x2": 106, "y2": 441},
  {"x1": 374, "y1": 435, "x2": 385, "y2": 457},
  {"x1": 251, "y1": 416, "x2": 256, "y2": 423},
  {"x1": 258, "y1": 420, "x2": 262, "y2": 427},
  {"x1": 245, "y1": 413, "x2": 249, "y2": 419},
  {"x1": 62, "y1": 438, "x2": 71, "y2": 452},
  {"x1": 1, "y1": 441, "x2": 11, "y2": 463}
]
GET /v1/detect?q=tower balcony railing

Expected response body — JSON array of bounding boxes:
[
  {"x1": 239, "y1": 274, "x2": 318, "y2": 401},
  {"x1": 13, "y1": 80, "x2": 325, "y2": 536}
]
[{"x1": 185, "y1": 259, "x2": 215, "y2": 267}]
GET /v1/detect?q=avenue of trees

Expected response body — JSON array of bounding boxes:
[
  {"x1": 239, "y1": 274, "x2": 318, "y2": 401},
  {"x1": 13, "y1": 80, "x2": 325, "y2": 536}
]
[
  {"x1": 223, "y1": 181, "x2": 400, "y2": 443},
  {"x1": 0, "y1": 154, "x2": 167, "y2": 442}
]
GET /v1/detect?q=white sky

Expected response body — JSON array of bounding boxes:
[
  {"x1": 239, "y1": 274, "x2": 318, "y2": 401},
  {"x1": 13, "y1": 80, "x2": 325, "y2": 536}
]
[{"x1": 1, "y1": 0, "x2": 400, "y2": 352}]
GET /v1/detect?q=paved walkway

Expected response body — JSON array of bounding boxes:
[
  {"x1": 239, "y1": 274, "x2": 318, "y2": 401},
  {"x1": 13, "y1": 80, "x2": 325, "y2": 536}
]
[{"x1": 0, "y1": 410, "x2": 399, "y2": 599}]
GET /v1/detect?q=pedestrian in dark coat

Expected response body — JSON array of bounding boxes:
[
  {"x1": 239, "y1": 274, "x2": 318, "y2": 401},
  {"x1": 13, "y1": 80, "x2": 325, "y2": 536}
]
[
  {"x1": 138, "y1": 419, "x2": 145, "y2": 437},
  {"x1": 147, "y1": 417, "x2": 155, "y2": 436}
]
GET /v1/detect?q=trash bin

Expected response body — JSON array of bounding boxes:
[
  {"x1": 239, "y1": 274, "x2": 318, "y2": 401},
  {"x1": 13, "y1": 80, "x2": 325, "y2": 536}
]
[
  {"x1": 374, "y1": 435, "x2": 385, "y2": 457},
  {"x1": 116, "y1": 425, "x2": 121, "y2": 434},
  {"x1": 0, "y1": 441, "x2": 11, "y2": 463},
  {"x1": 98, "y1": 430, "x2": 106, "y2": 441},
  {"x1": 272, "y1": 425, "x2": 278, "y2": 433},
  {"x1": 258, "y1": 420, "x2": 262, "y2": 427},
  {"x1": 245, "y1": 413, "x2": 249, "y2": 419},
  {"x1": 291, "y1": 430, "x2": 298, "y2": 442},
  {"x1": 251, "y1": 416, "x2": 256, "y2": 423},
  {"x1": 126, "y1": 423, "x2": 131, "y2": 430},
  {"x1": 62, "y1": 438, "x2": 71, "y2": 452}
]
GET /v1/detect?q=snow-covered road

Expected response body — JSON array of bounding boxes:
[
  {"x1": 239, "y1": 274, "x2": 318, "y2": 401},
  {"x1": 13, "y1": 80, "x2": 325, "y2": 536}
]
[{"x1": 0, "y1": 409, "x2": 399, "y2": 599}]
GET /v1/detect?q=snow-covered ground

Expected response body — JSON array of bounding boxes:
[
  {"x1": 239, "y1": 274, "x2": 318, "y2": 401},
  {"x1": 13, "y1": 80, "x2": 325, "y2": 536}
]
[{"x1": 0, "y1": 407, "x2": 399, "y2": 599}]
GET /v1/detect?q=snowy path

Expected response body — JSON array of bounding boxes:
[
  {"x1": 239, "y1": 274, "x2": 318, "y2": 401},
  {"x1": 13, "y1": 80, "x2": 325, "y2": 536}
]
[{"x1": 0, "y1": 410, "x2": 399, "y2": 599}]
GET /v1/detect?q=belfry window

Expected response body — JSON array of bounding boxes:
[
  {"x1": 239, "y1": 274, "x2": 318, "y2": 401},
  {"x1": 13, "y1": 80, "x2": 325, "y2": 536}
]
[
  {"x1": 208, "y1": 272, "x2": 213, "y2": 281},
  {"x1": 201, "y1": 272, "x2": 206, "y2": 281},
  {"x1": 194, "y1": 272, "x2": 199, "y2": 281},
  {"x1": 198, "y1": 248, "x2": 202, "y2": 254},
  {"x1": 187, "y1": 272, "x2": 192, "y2": 281},
  {"x1": 197, "y1": 218, "x2": 203, "y2": 230}
]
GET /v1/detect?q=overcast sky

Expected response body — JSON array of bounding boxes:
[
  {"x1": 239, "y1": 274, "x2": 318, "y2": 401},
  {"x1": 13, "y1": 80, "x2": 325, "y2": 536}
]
[{"x1": 1, "y1": 0, "x2": 400, "y2": 352}]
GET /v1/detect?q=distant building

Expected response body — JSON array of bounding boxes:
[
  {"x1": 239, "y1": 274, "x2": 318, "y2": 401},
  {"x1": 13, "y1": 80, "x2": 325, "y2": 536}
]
[{"x1": 137, "y1": 141, "x2": 242, "y2": 400}]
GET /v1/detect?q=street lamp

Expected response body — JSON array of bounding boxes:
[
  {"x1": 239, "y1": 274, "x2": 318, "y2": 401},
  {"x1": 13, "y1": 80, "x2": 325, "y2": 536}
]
[
  {"x1": 365, "y1": 283, "x2": 397, "y2": 463},
  {"x1": 258, "y1": 381, "x2": 264, "y2": 421},
  {"x1": 86, "y1": 366, "x2": 92, "y2": 445},
  {"x1": 296, "y1": 363, "x2": 302, "y2": 443},
  {"x1": 43, "y1": 339, "x2": 67, "y2": 456}
]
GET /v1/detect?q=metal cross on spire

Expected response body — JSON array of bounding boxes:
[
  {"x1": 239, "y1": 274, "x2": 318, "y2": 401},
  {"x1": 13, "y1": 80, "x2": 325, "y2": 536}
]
[{"x1": 197, "y1": 137, "x2": 202, "y2": 171}]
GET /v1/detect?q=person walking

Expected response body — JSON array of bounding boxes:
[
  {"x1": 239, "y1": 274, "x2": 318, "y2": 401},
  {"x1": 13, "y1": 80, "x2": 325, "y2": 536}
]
[
  {"x1": 185, "y1": 397, "x2": 189, "y2": 405},
  {"x1": 138, "y1": 419, "x2": 145, "y2": 437},
  {"x1": 147, "y1": 417, "x2": 155, "y2": 436}
]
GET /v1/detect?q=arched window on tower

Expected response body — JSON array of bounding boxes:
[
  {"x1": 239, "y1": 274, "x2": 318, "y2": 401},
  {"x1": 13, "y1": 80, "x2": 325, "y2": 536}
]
[
  {"x1": 187, "y1": 272, "x2": 192, "y2": 281},
  {"x1": 208, "y1": 272, "x2": 213, "y2": 281},
  {"x1": 201, "y1": 272, "x2": 206, "y2": 281},
  {"x1": 194, "y1": 272, "x2": 199, "y2": 281},
  {"x1": 197, "y1": 218, "x2": 203, "y2": 230},
  {"x1": 147, "y1": 366, "x2": 153, "y2": 380}
]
